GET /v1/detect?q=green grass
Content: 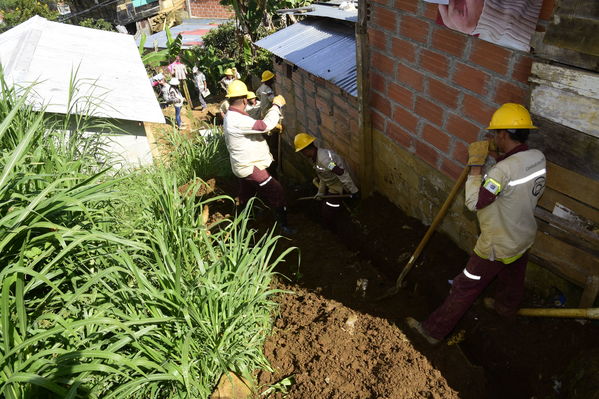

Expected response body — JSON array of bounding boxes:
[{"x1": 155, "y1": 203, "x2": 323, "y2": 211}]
[{"x1": 0, "y1": 68, "x2": 294, "y2": 398}]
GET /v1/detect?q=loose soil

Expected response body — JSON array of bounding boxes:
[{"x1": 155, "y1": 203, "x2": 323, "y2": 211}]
[
  {"x1": 169, "y1": 108, "x2": 599, "y2": 399},
  {"x1": 254, "y1": 193, "x2": 599, "y2": 399}
]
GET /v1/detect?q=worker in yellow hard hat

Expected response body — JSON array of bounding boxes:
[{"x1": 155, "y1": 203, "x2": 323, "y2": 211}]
[
  {"x1": 256, "y1": 70, "x2": 276, "y2": 118},
  {"x1": 245, "y1": 91, "x2": 261, "y2": 119},
  {"x1": 222, "y1": 80, "x2": 295, "y2": 234},
  {"x1": 407, "y1": 103, "x2": 546, "y2": 345},
  {"x1": 294, "y1": 132, "x2": 359, "y2": 231},
  {"x1": 219, "y1": 67, "x2": 237, "y2": 92}
]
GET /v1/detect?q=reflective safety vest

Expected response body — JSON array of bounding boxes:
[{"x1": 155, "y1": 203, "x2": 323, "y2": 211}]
[
  {"x1": 314, "y1": 148, "x2": 358, "y2": 195},
  {"x1": 465, "y1": 148, "x2": 546, "y2": 261}
]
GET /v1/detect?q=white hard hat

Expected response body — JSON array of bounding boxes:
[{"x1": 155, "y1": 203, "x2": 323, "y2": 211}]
[
  {"x1": 169, "y1": 78, "x2": 180, "y2": 86},
  {"x1": 192, "y1": 66, "x2": 199, "y2": 73}
]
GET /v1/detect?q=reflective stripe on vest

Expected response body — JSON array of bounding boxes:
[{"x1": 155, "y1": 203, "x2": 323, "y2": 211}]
[{"x1": 507, "y1": 168, "x2": 546, "y2": 187}]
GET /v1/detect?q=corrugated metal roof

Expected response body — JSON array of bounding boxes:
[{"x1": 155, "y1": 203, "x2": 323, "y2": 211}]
[
  {"x1": 137, "y1": 18, "x2": 226, "y2": 50},
  {"x1": 0, "y1": 16, "x2": 165, "y2": 124},
  {"x1": 255, "y1": 19, "x2": 357, "y2": 96},
  {"x1": 300, "y1": 4, "x2": 357, "y2": 22}
]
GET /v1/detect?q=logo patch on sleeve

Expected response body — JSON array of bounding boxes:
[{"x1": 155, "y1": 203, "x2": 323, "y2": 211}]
[{"x1": 483, "y1": 178, "x2": 501, "y2": 195}]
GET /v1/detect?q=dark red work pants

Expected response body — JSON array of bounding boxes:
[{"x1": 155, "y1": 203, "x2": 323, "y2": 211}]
[
  {"x1": 422, "y1": 252, "x2": 528, "y2": 340},
  {"x1": 238, "y1": 166, "x2": 285, "y2": 208}
]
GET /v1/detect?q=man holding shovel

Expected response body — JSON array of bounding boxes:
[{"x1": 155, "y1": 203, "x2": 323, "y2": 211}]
[
  {"x1": 222, "y1": 80, "x2": 295, "y2": 235},
  {"x1": 294, "y1": 133, "x2": 359, "y2": 231},
  {"x1": 407, "y1": 103, "x2": 546, "y2": 344}
]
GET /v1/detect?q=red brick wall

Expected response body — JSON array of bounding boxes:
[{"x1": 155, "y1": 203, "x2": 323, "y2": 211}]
[
  {"x1": 189, "y1": 0, "x2": 233, "y2": 19},
  {"x1": 368, "y1": 0, "x2": 534, "y2": 180},
  {"x1": 272, "y1": 60, "x2": 361, "y2": 176}
]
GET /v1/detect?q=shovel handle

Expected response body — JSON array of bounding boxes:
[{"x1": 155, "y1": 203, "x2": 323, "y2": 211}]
[
  {"x1": 277, "y1": 124, "x2": 283, "y2": 175},
  {"x1": 394, "y1": 166, "x2": 470, "y2": 287},
  {"x1": 297, "y1": 194, "x2": 353, "y2": 201},
  {"x1": 518, "y1": 307, "x2": 599, "y2": 319}
]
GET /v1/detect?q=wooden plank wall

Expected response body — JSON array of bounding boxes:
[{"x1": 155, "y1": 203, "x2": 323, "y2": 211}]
[{"x1": 531, "y1": 158, "x2": 599, "y2": 306}]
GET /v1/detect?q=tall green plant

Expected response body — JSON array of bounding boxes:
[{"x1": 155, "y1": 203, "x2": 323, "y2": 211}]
[
  {"x1": 140, "y1": 26, "x2": 184, "y2": 68},
  {"x1": 0, "y1": 67, "x2": 295, "y2": 398}
]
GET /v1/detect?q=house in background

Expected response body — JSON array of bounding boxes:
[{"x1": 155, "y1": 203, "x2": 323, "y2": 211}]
[
  {"x1": 0, "y1": 16, "x2": 165, "y2": 168},
  {"x1": 255, "y1": 2, "x2": 360, "y2": 178},
  {"x1": 137, "y1": 18, "x2": 225, "y2": 50}
]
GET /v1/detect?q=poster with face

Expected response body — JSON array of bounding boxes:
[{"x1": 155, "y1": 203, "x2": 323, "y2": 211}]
[{"x1": 425, "y1": 0, "x2": 543, "y2": 52}]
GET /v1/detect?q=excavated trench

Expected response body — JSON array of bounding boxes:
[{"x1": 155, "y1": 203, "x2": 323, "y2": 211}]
[{"x1": 246, "y1": 185, "x2": 599, "y2": 399}]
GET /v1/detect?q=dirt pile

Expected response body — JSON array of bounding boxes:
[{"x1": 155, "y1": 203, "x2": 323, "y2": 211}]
[{"x1": 260, "y1": 285, "x2": 459, "y2": 399}]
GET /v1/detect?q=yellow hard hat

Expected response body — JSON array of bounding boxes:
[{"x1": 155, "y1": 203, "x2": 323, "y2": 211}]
[
  {"x1": 487, "y1": 103, "x2": 537, "y2": 130},
  {"x1": 246, "y1": 91, "x2": 256, "y2": 100},
  {"x1": 224, "y1": 68, "x2": 234, "y2": 76},
  {"x1": 261, "y1": 70, "x2": 275, "y2": 82},
  {"x1": 226, "y1": 80, "x2": 248, "y2": 98},
  {"x1": 294, "y1": 133, "x2": 316, "y2": 152}
]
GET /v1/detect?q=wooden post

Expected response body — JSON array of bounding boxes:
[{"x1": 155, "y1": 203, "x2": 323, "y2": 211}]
[
  {"x1": 182, "y1": 79, "x2": 193, "y2": 109},
  {"x1": 356, "y1": 0, "x2": 373, "y2": 197}
]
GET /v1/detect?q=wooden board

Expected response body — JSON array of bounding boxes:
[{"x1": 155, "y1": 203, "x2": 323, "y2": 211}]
[
  {"x1": 545, "y1": 161, "x2": 599, "y2": 210},
  {"x1": 528, "y1": 116, "x2": 599, "y2": 180},
  {"x1": 538, "y1": 187, "x2": 599, "y2": 224},
  {"x1": 535, "y1": 208, "x2": 599, "y2": 253},
  {"x1": 531, "y1": 231, "x2": 599, "y2": 287}
]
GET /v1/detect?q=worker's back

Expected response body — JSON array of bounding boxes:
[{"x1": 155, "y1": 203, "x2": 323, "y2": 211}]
[{"x1": 475, "y1": 148, "x2": 546, "y2": 260}]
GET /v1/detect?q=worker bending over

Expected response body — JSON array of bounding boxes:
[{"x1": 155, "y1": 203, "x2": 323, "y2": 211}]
[
  {"x1": 223, "y1": 80, "x2": 295, "y2": 234},
  {"x1": 407, "y1": 103, "x2": 546, "y2": 344},
  {"x1": 294, "y1": 133, "x2": 359, "y2": 231}
]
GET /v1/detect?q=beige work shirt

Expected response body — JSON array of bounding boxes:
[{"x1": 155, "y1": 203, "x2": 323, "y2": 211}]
[
  {"x1": 223, "y1": 105, "x2": 281, "y2": 178},
  {"x1": 314, "y1": 148, "x2": 359, "y2": 195},
  {"x1": 465, "y1": 148, "x2": 546, "y2": 261}
]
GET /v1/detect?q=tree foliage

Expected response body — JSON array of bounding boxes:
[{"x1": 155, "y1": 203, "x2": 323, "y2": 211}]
[
  {"x1": 77, "y1": 17, "x2": 114, "y2": 31},
  {"x1": 0, "y1": 0, "x2": 58, "y2": 31},
  {"x1": 220, "y1": 0, "x2": 311, "y2": 42}
]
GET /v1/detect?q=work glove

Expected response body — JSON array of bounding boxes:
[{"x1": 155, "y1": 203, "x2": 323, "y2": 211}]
[
  {"x1": 314, "y1": 191, "x2": 325, "y2": 200},
  {"x1": 275, "y1": 123, "x2": 283, "y2": 132},
  {"x1": 467, "y1": 141, "x2": 489, "y2": 166},
  {"x1": 272, "y1": 95, "x2": 286, "y2": 108},
  {"x1": 349, "y1": 191, "x2": 360, "y2": 201}
]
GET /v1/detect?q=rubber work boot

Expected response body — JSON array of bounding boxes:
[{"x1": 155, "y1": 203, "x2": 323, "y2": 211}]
[{"x1": 405, "y1": 317, "x2": 440, "y2": 345}]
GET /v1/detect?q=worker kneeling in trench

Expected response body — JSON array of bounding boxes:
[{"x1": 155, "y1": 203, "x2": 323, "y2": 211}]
[
  {"x1": 407, "y1": 103, "x2": 547, "y2": 345},
  {"x1": 294, "y1": 133, "x2": 359, "y2": 232}
]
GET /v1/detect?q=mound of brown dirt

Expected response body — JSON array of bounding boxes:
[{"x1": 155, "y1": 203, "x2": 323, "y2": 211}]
[{"x1": 259, "y1": 285, "x2": 459, "y2": 399}]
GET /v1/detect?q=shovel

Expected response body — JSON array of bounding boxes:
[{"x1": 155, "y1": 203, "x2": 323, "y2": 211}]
[
  {"x1": 374, "y1": 165, "x2": 470, "y2": 301},
  {"x1": 277, "y1": 123, "x2": 283, "y2": 178},
  {"x1": 296, "y1": 194, "x2": 353, "y2": 201}
]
